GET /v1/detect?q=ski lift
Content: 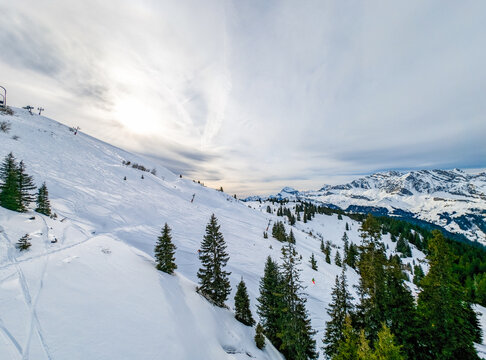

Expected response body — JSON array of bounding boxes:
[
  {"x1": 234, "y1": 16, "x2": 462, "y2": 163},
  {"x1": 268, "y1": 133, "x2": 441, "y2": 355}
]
[{"x1": 0, "y1": 86, "x2": 6, "y2": 108}]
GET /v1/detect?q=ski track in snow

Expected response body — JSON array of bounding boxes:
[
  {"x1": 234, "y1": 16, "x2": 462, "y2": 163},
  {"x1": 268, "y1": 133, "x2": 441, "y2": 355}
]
[{"x1": 0, "y1": 218, "x2": 98, "y2": 360}]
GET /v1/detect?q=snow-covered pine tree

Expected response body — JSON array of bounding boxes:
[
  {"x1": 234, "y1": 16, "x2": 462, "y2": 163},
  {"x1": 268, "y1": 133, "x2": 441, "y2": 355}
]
[
  {"x1": 154, "y1": 223, "x2": 177, "y2": 274},
  {"x1": 16, "y1": 161, "x2": 36, "y2": 212},
  {"x1": 16, "y1": 233, "x2": 32, "y2": 251},
  {"x1": 234, "y1": 278, "x2": 255, "y2": 326},
  {"x1": 0, "y1": 152, "x2": 20, "y2": 211},
  {"x1": 197, "y1": 214, "x2": 231, "y2": 307},
  {"x1": 35, "y1": 182, "x2": 51, "y2": 216}
]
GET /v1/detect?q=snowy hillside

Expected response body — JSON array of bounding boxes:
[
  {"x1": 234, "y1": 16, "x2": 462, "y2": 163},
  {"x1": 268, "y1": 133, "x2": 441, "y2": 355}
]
[
  {"x1": 0, "y1": 108, "x2": 485, "y2": 359},
  {"x1": 254, "y1": 170, "x2": 486, "y2": 244}
]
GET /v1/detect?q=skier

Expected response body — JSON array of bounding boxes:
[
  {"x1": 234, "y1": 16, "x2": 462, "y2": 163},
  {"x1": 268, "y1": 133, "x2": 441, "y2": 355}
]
[
  {"x1": 312, "y1": 278, "x2": 315, "y2": 285},
  {"x1": 191, "y1": 194, "x2": 195, "y2": 203}
]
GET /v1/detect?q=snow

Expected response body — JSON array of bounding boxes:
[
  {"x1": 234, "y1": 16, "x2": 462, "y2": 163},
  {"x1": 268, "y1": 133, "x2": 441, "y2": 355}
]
[{"x1": 0, "y1": 108, "x2": 483, "y2": 359}]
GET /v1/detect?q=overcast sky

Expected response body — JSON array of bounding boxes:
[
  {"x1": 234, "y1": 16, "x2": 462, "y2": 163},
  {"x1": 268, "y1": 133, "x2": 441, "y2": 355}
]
[{"x1": 1, "y1": 0, "x2": 485, "y2": 195}]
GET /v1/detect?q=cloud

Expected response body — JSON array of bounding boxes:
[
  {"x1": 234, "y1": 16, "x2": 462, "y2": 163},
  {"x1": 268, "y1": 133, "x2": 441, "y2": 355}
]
[{"x1": 0, "y1": 0, "x2": 485, "y2": 196}]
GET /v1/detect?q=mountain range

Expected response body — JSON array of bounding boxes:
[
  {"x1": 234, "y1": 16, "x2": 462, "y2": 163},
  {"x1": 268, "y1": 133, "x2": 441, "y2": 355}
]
[{"x1": 247, "y1": 169, "x2": 486, "y2": 244}]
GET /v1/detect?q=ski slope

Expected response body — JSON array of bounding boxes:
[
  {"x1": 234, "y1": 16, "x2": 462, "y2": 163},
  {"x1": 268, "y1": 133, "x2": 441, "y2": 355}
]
[{"x1": 0, "y1": 108, "x2": 484, "y2": 359}]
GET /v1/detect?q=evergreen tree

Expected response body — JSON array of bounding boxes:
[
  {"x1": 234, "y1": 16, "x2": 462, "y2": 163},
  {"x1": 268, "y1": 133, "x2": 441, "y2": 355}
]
[
  {"x1": 35, "y1": 182, "x2": 51, "y2": 216},
  {"x1": 335, "y1": 251, "x2": 342, "y2": 267},
  {"x1": 16, "y1": 161, "x2": 36, "y2": 212},
  {"x1": 346, "y1": 243, "x2": 358, "y2": 269},
  {"x1": 272, "y1": 221, "x2": 287, "y2": 242},
  {"x1": 197, "y1": 214, "x2": 231, "y2": 307},
  {"x1": 417, "y1": 230, "x2": 480, "y2": 360},
  {"x1": 257, "y1": 256, "x2": 284, "y2": 350},
  {"x1": 384, "y1": 255, "x2": 419, "y2": 359},
  {"x1": 357, "y1": 329, "x2": 373, "y2": 360},
  {"x1": 234, "y1": 278, "x2": 255, "y2": 326},
  {"x1": 396, "y1": 234, "x2": 412, "y2": 257},
  {"x1": 154, "y1": 223, "x2": 177, "y2": 274},
  {"x1": 333, "y1": 315, "x2": 359, "y2": 360},
  {"x1": 16, "y1": 233, "x2": 31, "y2": 251},
  {"x1": 412, "y1": 264, "x2": 425, "y2": 286},
  {"x1": 0, "y1": 152, "x2": 20, "y2": 211},
  {"x1": 346, "y1": 222, "x2": 350, "y2": 231},
  {"x1": 255, "y1": 323, "x2": 265, "y2": 350},
  {"x1": 288, "y1": 229, "x2": 296, "y2": 244},
  {"x1": 373, "y1": 324, "x2": 404, "y2": 360},
  {"x1": 320, "y1": 239, "x2": 325, "y2": 254},
  {"x1": 325, "y1": 241, "x2": 332, "y2": 264},
  {"x1": 323, "y1": 268, "x2": 354, "y2": 358},
  {"x1": 279, "y1": 242, "x2": 317, "y2": 359},
  {"x1": 310, "y1": 253, "x2": 318, "y2": 271},
  {"x1": 355, "y1": 214, "x2": 387, "y2": 344}
]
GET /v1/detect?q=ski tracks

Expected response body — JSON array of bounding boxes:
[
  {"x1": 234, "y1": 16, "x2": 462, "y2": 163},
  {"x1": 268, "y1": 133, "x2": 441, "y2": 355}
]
[{"x1": 0, "y1": 222, "x2": 53, "y2": 359}]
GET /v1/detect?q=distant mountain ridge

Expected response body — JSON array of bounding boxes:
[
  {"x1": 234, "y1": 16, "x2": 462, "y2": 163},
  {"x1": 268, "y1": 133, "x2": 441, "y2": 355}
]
[{"x1": 247, "y1": 169, "x2": 486, "y2": 244}]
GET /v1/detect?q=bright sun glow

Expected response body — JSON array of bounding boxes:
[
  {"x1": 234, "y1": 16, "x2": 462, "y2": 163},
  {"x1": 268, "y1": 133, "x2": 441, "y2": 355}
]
[{"x1": 113, "y1": 98, "x2": 162, "y2": 135}]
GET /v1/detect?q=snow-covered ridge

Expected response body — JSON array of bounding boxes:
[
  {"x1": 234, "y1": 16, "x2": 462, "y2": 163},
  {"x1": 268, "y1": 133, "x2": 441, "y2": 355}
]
[{"x1": 247, "y1": 169, "x2": 486, "y2": 244}]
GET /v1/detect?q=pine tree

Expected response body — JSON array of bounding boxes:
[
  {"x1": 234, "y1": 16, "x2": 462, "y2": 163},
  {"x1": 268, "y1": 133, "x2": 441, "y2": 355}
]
[
  {"x1": 272, "y1": 221, "x2": 287, "y2": 242},
  {"x1": 278, "y1": 242, "x2": 317, "y2": 359},
  {"x1": 35, "y1": 182, "x2": 51, "y2": 216},
  {"x1": 325, "y1": 241, "x2": 332, "y2": 264},
  {"x1": 257, "y1": 256, "x2": 284, "y2": 350},
  {"x1": 333, "y1": 315, "x2": 359, "y2": 360},
  {"x1": 357, "y1": 329, "x2": 373, "y2": 360},
  {"x1": 373, "y1": 324, "x2": 404, "y2": 360},
  {"x1": 323, "y1": 268, "x2": 354, "y2": 358},
  {"x1": 346, "y1": 222, "x2": 350, "y2": 231},
  {"x1": 197, "y1": 214, "x2": 231, "y2": 307},
  {"x1": 384, "y1": 255, "x2": 419, "y2": 359},
  {"x1": 288, "y1": 229, "x2": 296, "y2": 244},
  {"x1": 310, "y1": 253, "x2": 318, "y2": 271},
  {"x1": 0, "y1": 152, "x2": 20, "y2": 211},
  {"x1": 16, "y1": 161, "x2": 36, "y2": 212},
  {"x1": 413, "y1": 264, "x2": 425, "y2": 286},
  {"x1": 335, "y1": 251, "x2": 342, "y2": 267},
  {"x1": 355, "y1": 214, "x2": 387, "y2": 344},
  {"x1": 154, "y1": 223, "x2": 177, "y2": 274},
  {"x1": 346, "y1": 243, "x2": 358, "y2": 269},
  {"x1": 320, "y1": 239, "x2": 325, "y2": 254},
  {"x1": 417, "y1": 230, "x2": 480, "y2": 360},
  {"x1": 16, "y1": 233, "x2": 31, "y2": 251},
  {"x1": 234, "y1": 278, "x2": 255, "y2": 326},
  {"x1": 396, "y1": 234, "x2": 412, "y2": 257},
  {"x1": 255, "y1": 323, "x2": 265, "y2": 350}
]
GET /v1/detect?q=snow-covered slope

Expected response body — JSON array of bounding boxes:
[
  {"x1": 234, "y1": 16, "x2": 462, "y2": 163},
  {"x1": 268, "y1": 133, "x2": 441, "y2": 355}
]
[
  {"x1": 0, "y1": 108, "x2": 484, "y2": 359},
  {"x1": 256, "y1": 170, "x2": 486, "y2": 244}
]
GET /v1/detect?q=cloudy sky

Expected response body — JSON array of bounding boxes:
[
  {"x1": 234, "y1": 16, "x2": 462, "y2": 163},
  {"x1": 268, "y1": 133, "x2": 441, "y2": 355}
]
[{"x1": 1, "y1": 0, "x2": 485, "y2": 195}]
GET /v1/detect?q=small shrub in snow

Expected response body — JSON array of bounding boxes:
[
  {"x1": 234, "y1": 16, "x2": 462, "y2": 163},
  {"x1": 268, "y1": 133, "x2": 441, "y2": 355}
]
[
  {"x1": 16, "y1": 234, "x2": 32, "y2": 251},
  {"x1": 0, "y1": 121, "x2": 11, "y2": 133}
]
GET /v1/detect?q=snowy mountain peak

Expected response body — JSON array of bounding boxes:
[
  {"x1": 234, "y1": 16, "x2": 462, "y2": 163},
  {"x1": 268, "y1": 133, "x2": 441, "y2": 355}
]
[{"x1": 262, "y1": 169, "x2": 486, "y2": 243}]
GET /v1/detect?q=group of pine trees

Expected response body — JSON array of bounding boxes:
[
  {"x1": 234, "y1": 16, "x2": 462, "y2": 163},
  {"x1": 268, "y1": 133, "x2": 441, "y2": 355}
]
[
  {"x1": 322, "y1": 214, "x2": 482, "y2": 360},
  {"x1": 257, "y1": 244, "x2": 317, "y2": 359},
  {"x1": 153, "y1": 202, "x2": 485, "y2": 360},
  {"x1": 0, "y1": 153, "x2": 51, "y2": 215},
  {"x1": 154, "y1": 214, "x2": 257, "y2": 334}
]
